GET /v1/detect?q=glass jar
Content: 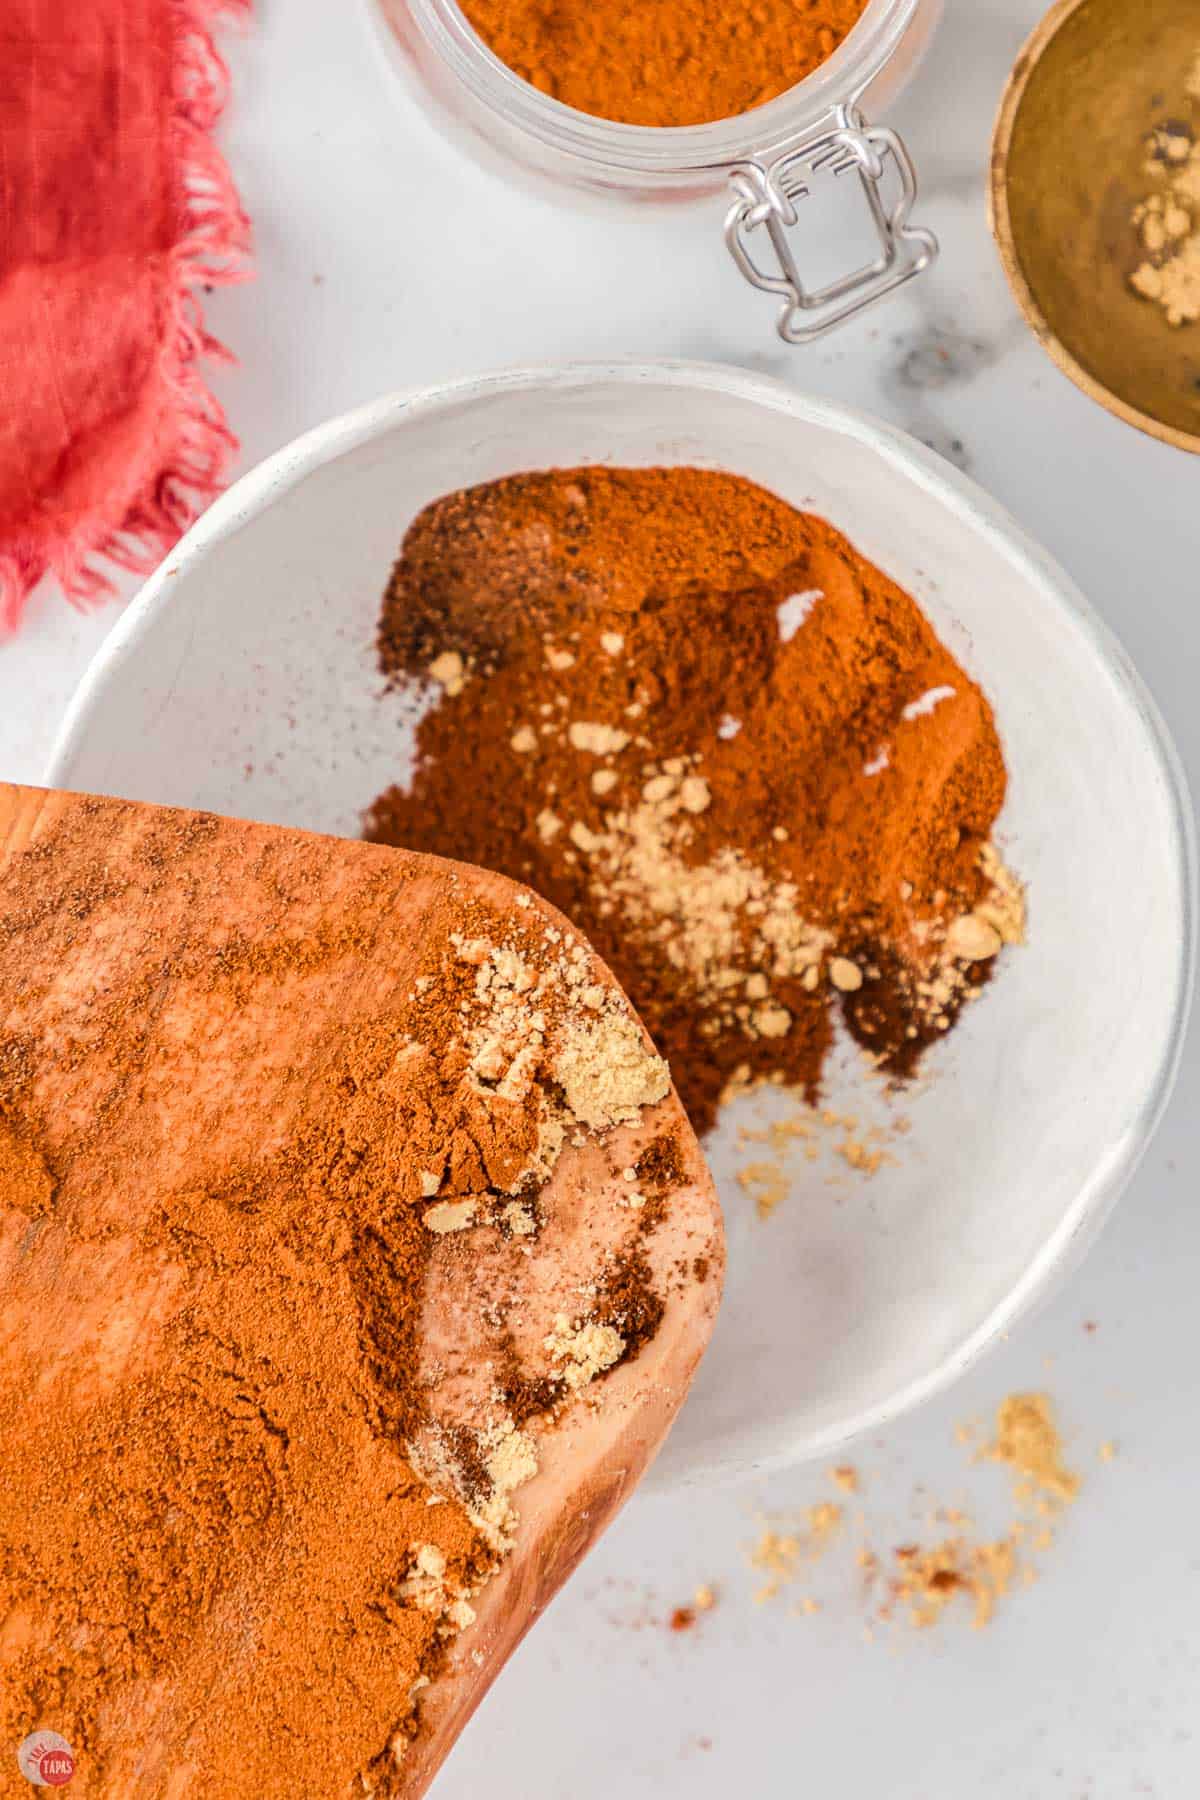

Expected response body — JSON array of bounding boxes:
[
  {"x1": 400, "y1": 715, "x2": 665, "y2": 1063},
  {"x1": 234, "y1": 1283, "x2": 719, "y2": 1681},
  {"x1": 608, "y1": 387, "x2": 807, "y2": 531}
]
[{"x1": 368, "y1": 0, "x2": 942, "y2": 342}]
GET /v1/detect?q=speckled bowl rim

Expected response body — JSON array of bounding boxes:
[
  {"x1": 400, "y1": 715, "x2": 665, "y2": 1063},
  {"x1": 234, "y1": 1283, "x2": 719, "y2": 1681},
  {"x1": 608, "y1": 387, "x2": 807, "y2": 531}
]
[{"x1": 990, "y1": 0, "x2": 1200, "y2": 457}]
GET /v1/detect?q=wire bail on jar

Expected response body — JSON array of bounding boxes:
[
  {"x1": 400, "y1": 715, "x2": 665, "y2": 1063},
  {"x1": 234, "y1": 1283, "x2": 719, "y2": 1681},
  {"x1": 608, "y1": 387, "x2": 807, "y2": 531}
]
[{"x1": 725, "y1": 103, "x2": 937, "y2": 344}]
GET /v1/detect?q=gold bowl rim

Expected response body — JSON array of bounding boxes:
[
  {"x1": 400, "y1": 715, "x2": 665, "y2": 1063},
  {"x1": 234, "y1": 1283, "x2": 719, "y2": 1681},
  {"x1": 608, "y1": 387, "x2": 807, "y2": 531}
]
[{"x1": 989, "y1": 0, "x2": 1200, "y2": 458}]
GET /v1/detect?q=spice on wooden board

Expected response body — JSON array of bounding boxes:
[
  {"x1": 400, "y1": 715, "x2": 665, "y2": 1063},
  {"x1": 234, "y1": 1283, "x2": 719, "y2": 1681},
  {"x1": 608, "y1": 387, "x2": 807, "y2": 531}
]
[
  {"x1": 0, "y1": 790, "x2": 719, "y2": 1798},
  {"x1": 366, "y1": 466, "x2": 1024, "y2": 1139},
  {"x1": 457, "y1": 0, "x2": 870, "y2": 127}
]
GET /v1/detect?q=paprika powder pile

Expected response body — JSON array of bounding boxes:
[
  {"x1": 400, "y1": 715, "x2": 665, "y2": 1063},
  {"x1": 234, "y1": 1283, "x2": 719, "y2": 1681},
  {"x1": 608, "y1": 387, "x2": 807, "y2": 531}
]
[
  {"x1": 367, "y1": 466, "x2": 1024, "y2": 1137},
  {"x1": 457, "y1": 0, "x2": 871, "y2": 127}
]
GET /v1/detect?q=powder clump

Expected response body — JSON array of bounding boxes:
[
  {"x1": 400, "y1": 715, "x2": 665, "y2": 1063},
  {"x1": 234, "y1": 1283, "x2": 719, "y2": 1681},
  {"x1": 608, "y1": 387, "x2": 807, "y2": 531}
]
[
  {"x1": 544, "y1": 1314, "x2": 626, "y2": 1391},
  {"x1": 554, "y1": 1014, "x2": 670, "y2": 1130},
  {"x1": 988, "y1": 1392, "x2": 1080, "y2": 1505},
  {"x1": 1129, "y1": 91, "x2": 1200, "y2": 328}
]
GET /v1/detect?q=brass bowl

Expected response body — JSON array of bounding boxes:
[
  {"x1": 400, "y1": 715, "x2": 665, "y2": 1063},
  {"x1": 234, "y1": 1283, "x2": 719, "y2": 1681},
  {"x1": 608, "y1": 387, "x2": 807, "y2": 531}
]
[{"x1": 991, "y1": 0, "x2": 1200, "y2": 454}]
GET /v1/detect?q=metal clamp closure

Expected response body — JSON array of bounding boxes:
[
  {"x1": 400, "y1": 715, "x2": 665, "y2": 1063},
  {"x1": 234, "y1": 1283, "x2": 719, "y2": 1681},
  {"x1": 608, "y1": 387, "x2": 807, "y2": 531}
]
[{"x1": 725, "y1": 106, "x2": 937, "y2": 344}]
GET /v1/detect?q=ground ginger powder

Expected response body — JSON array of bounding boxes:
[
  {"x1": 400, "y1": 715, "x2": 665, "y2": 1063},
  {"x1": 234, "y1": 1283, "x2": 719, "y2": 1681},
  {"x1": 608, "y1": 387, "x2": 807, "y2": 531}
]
[
  {"x1": 1129, "y1": 86, "x2": 1200, "y2": 328},
  {"x1": 989, "y1": 1392, "x2": 1081, "y2": 1506},
  {"x1": 737, "y1": 1393, "x2": 1085, "y2": 1634}
]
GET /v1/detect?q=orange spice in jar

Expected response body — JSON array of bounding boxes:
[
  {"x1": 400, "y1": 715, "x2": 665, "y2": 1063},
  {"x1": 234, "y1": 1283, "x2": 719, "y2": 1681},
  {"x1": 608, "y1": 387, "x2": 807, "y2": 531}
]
[{"x1": 456, "y1": 0, "x2": 872, "y2": 128}]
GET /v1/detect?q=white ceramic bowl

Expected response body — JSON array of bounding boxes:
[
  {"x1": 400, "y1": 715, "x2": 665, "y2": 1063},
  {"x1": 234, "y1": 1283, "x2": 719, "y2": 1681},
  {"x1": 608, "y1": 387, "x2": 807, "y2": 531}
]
[{"x1": 50, "y1": 363, "x2": 1194, "y2": 1489}]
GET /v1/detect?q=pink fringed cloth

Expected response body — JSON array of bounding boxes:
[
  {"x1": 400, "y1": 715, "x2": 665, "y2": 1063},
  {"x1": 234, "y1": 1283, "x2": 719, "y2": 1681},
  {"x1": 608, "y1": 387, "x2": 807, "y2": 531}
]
[{"x1": 0, "y1": 0, "x2": 250, "y2": 630}]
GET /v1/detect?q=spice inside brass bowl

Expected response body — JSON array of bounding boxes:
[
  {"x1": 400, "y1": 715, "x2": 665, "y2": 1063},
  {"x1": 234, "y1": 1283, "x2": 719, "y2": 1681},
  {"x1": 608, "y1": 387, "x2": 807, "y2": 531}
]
[{"x1": 991, "y1": 0, "x2": 1200, "y2": 454}]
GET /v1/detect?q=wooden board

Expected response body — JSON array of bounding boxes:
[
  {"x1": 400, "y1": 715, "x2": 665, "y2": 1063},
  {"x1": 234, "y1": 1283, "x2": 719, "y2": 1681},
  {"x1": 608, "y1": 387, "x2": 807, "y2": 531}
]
[{"x1": 0, "y1": 785, "x2": 723, "y2": 1797}]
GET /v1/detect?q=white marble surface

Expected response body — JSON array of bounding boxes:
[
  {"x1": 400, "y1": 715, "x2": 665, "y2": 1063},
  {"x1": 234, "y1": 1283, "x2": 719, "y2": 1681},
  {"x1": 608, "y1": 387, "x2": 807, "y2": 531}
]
[{"x1": 5, "y1": 0, "x2": 1199, "y2": 1792}]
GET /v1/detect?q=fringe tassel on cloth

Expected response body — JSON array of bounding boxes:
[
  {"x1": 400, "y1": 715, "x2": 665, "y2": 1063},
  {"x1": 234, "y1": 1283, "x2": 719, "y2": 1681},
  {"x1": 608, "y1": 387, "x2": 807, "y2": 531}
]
[{"x1": 0, "y1": 0, "x2": 252, "y2": 630}]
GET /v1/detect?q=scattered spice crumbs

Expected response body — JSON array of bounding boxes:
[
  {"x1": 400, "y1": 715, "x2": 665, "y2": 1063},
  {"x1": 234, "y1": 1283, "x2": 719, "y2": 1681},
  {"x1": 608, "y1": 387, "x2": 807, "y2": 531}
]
[
  {"x1": 987, "y1": 1392, "x2": 1080, "y2": 1506},
  {"x1": 668, "y1": 1584, "x2": 717, "y2": 1632},
  {"x1": 732, "y1": 1091, "x2": 908, "y2": 1219},
  {"x1": 749, "y1": 1504, "x2": 845, "y2": 1603},
  {"x1": 734, "y1": 1392, "x2": 1089, "y2": 1634}
]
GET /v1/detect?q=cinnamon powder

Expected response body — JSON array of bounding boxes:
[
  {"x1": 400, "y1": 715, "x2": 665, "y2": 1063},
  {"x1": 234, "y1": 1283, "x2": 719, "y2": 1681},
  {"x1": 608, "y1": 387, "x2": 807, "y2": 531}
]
[
  {"x1": 366, "y1": 466, "x2": 1022, "y2": 1137},
  {"x1": 457, "y1": 0, "x2": 871, "y2": 127},
  {"x1": 0, "y1": 792, "x2": 710, "y2": 1797}
]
